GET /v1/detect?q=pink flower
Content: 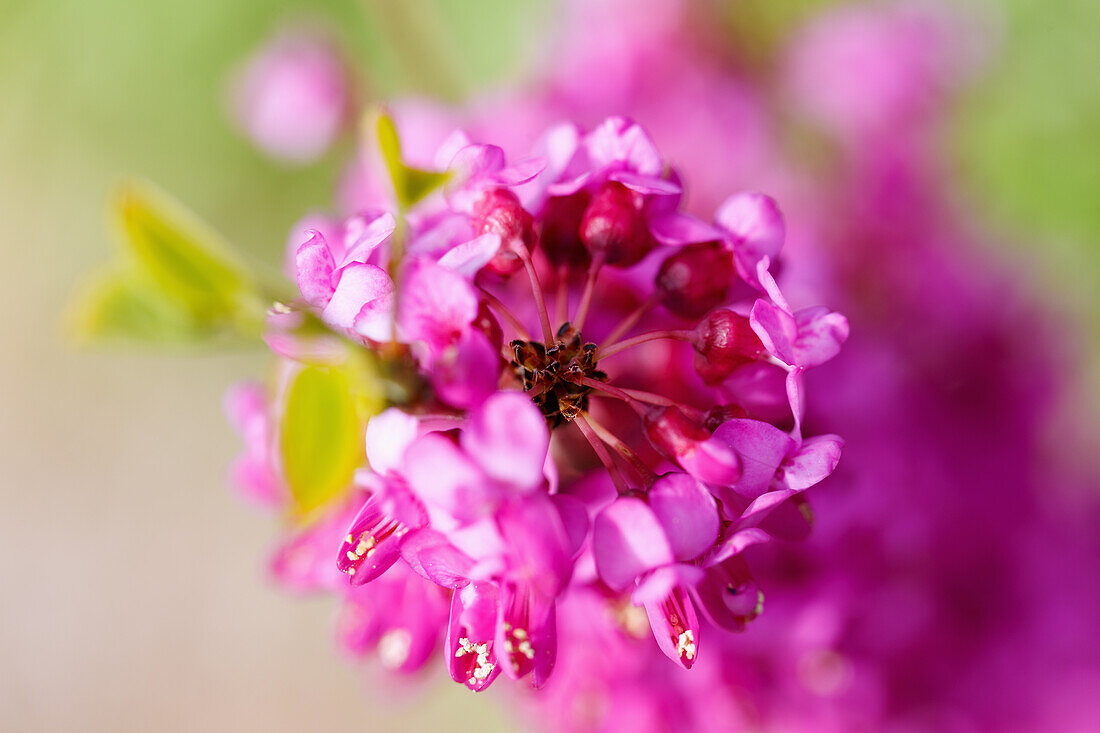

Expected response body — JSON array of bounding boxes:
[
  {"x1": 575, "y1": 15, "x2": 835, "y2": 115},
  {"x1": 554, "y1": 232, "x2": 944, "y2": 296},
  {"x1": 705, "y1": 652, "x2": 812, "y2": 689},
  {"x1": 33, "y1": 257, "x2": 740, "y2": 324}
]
[{"x1": 229, "y1": 28, "x2": 349, "y2": 163}]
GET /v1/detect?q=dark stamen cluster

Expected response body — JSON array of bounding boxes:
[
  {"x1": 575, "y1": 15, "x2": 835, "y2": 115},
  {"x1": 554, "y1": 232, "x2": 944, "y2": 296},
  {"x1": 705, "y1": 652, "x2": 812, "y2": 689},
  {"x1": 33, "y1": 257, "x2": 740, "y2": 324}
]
[{"x1": 511, "y1": 323, "x2": 607, "y2": 427}]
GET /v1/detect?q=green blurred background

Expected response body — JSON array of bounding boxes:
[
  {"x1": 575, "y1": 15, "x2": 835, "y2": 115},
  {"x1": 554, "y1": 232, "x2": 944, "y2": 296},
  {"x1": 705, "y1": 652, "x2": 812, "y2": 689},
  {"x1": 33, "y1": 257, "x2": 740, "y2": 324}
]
[{"x1": 0, "y1": 0, "x2": 1096, "y2": 730}]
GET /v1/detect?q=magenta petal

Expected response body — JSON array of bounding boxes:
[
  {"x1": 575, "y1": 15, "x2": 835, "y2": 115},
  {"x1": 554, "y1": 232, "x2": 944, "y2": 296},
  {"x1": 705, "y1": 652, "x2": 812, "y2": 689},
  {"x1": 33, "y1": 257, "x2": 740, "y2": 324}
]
[
  {"x1": 403, "y1": 433, "x2": 495, "y2": 525},
  {"x1": 321, "y1": 262, "x2": 392, "y2": 330},
  {"x1": 399, "y1": 528, "x2": 475, "y2": 588},
  {"x1": 757, "y1": 494, "x2": 814, "y2": 542},
  {"x1": 398, "y1": 258, "x2": 479, "y2": 354},
  {"x1": 364, "y1": 408, "x2": 418, "y2": 476},
  {"x1": 336, "y1": 493, "x2": 413, "y2": 585},
  {"x1": 693, "y1": 556, "x2": 764, "y2": 632},
  {"x1": 550, "y1": 494, "x2": 589, "y2": 558},
  {"x1": 711, "y1": 418, "x2": 797, "y2": 498},
  {"x1": 497, "y1": 155, "x2": 548, "y2": 186},
  {"x1": 780, "y1": 434, "x2": 844, "y2": 491},
  {"x1": 750, "y1": 298, "x2": 799, "y2": 365},
  {"x1": 495, "y1": 582, "x2": 557, "y2": 685},
  {"x1": 462, "y1": 391, "x2": 550, "y2": 491},
  {"x1": 792, "y1": 306, "x2": 850, "y2": 367},
  {"x1": 608, "y1": 170, "x2": 681, "y2": 196},
  {"x1": 446, "y1": 581, "x2": 502, "y2": 691},
  {"x1": 339, "y1": 211, "x2": 396, "y2": 268},
  {"x1": 586, "y1": 116, "x2": 663, "y2": 176},
  {"x1": 680, "y1": 435, "x2": 743, "y2": 487},
  {"x1": 437, "y1": 232, "x2": 501, "y2": 278},
  {"x1": 295, "y1": 230, "x2": 336, "y2": 307},
  {"x1": 641, "y1": 583, "x2": 701, "y2": 669},
  {"x1": 734, "y1": 488, "x2": 800, "y2": 529},
  {"x1": 268, "y1": 504, "x2": 354, "y2": 593},
  {"x1": 649, "y1": 211, "x2": 726, "y2": 246},
  {"x1": 430, "y1": 329, "x2": 500, "y2": 409},
  {"x1": 498, "y1": 496, "x2": 575, "y2": 600},
  {"x1": 632, "y1": 564, "x2": 705, "y2": 606},
  {"x1": 648, "y1": 473, "x2": 720, "y2": 562},
  {"x1": 704, "y1": 527, "x2": 771, "y2": 566},
  {"x1": 714, "y1": 192, "x2": 784, "y2": 270},
  {"x1": 592, "y1": 497, "x2": 674, "y2": 591}
]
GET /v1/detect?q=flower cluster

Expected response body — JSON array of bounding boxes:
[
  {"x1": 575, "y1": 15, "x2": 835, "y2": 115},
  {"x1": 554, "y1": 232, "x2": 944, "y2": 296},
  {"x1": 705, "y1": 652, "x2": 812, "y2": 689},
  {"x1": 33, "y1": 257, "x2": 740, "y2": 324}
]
[{"x1": 229, "y1": 115, "x2": 846, "y2": 691}]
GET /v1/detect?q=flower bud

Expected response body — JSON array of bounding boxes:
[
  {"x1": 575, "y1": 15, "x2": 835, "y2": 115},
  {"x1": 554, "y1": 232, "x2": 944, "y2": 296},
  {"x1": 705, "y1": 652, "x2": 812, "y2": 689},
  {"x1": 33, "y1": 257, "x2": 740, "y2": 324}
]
[
  {"x1": 473, "y1": 188, "x2": 536, "y2": 276},
  {"x1": 538, "y1": 191, "x2": 592, "y2": 268},
  {"x1": 656, "y1": 241, "x2": 735, "y2": 319},
  {"x1": 644, "y1": 406, "x2": 710, "y2": 460},
  {"x1": 692, "y1": 310, "x2": 766, "y2": 385},
  {"x1": 580, "y1": 182, "x2": 655, "y2": 267},
  {"x1": 644, "y1": 407, "x2": 741, "y2": 486}
]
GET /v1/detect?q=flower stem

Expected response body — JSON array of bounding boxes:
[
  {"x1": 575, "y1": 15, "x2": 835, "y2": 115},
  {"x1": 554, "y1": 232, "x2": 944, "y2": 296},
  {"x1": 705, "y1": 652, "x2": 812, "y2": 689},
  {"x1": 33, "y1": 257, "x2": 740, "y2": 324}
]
[
  {"x1": 597, "y1": 293, "x2": 659, "y2": 350},
  {"x1": 517, "y1": 244, "x2": 554, "y2": 343},
  {"x1": 572, "y1": 253, "x2": 605, "y2": 334},
  {"x1": 478, "y1": 285, "x2": 531, "y2": 341},
  {"x1": 597, "y1": 329, "x2": 694, "y2": 360},
  {"x1": 574, "y1": 413, "x2": 631, "y2": 495},
  {"x1": 585, "y1": 416, "x2": 658, "y2": 485}
]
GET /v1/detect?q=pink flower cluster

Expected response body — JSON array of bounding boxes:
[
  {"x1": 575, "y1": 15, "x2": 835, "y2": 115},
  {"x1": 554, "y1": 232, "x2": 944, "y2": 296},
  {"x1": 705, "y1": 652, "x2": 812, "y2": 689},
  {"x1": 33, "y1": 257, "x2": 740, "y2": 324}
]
[
  {"x1": 228, "y1": 116, "x2": 847, "y2": 691},
  {"x1": 224, "y1": 1, "x2": 1100, "y2": 730}
]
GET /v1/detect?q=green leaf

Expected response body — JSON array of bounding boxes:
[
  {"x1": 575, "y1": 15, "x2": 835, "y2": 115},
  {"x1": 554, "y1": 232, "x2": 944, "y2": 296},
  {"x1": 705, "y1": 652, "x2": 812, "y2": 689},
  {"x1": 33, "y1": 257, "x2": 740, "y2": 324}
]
[
  {"x1": 112, "y1": 179, "x2": 264, "y2": 330},
  {"x1": 67, "y1": 268, "x2": 203, "y2": 344},
  {"x1": 374, "y1": 111, "x2": 450, "y2": 211},
  {"x1": 279, "y1": 364, "x2": 364, "y2": 516}
]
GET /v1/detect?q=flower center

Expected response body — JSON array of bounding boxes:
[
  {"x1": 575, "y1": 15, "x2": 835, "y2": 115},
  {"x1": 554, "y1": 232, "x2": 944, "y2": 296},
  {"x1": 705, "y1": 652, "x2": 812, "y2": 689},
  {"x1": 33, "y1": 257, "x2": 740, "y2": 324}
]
[{"x1": 511, "y1": 322, "x2": 607, "y2": 428}]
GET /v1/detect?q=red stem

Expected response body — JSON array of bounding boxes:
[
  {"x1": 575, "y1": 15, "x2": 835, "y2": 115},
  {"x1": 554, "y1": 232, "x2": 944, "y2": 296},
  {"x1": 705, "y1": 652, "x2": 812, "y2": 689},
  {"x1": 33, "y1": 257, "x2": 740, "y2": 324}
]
[
  {"x1": 596, "y1": 329, "x2": 694, "y2": 360},
  {"x1": 574, "y1": 413, "x2": 631, "y2": 495}
]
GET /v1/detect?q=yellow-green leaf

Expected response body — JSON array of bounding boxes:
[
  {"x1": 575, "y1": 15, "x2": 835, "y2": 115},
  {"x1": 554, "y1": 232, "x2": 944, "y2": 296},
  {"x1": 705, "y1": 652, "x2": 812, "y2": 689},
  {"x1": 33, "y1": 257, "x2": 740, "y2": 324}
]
[
  {"x1": 374, "y1": 111, "x2": 450, "y2": 211},
  {"x1": 112, "y1": 179, "x2": 262, "y2": 327},
  {"x1": 279, "y1": 364, "x2": 364, "y2": 515},
  {"x1": 67, "y1": 268, "x2": 201, "y2": 344}
]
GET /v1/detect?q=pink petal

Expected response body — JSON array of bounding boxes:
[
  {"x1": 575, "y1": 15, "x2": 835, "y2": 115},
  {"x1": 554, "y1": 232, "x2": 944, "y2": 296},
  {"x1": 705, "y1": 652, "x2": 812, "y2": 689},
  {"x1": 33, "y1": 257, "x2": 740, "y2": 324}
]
[
  {"x1": 750, "y1": 298, "x2": 799, "y2": 365},
  {"x1": 462, "y1": 391, "x2": 550, "y2": 491},
  {"x1": 437, "y1": 233, "x2": 501, "y2": 278},
  {"x1": 445, "y1": 581, "x2": 502, "y2": 691},
  {"x1": 792, "y1": 306, "x2": 850, "y2": 367},
  {"x1": 403, "y1": 433, "x2": 495, "y2": 526},
  {"x1": 585, "y1": 116, "x2": 662, "y2": 176},
  {"x1": 608, "y1": 170, "x2": 681, "y2": 195},
  {"x1": 693, "y1": 556, "x2": 763, "y2": 632},
  {"x1": 632, "y1": 563, "x2": 705, "y2": 606},
  {"x1": 496, "y1": 155, "x2": 548, "y2": 186},
  {"x1": 400, "y1": 528, "x2": 475, "y2": 588},
  {"x1": 398, "y1": 258, "x2": 479, "y2": 355},
  {"x1": 295, "y1": 230, "x2": 336, "y2": 307},
  {"x1": 339, "y1": 211, "x2": 396, "y2": 268},
  {"x1": 711, "y1": 419, "x2": 796, "y2": 498},
  {"x1": 430, "y1": 329, "x2": 500, "y2": 409},
  {"x1": 780, "y1": 434, "x2": 844, "y2": 491},
  {"x1": 641, "y1": 583, "x2": 701, "y2": 669},
  {"x1": 592, "y1": 498, "x2": 674, "y2": 591},
  {"x1": 322, "y1": 262, "x2": 393, "y2": 330},
  {"x1": 364, "y1": 408, "x2": 419, "y2": 476},
  {"x1": 714, "y1": 192, "x2": 785, "y2": 277},
  {"x1": 679, "y1": 435, "x2": 743, "y2": 487},
  {"x1": 648, "y1": 473, "x2": 720, "y2": 562},
  {"x1": 649, "y1": 211, "x2": 726, "y2": 246}
]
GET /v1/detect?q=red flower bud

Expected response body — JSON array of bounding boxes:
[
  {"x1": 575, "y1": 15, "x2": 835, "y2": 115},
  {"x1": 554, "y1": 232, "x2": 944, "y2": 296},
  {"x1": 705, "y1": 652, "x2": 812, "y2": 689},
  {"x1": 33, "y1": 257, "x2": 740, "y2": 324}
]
[
  {"x1": 538, "y1": 191, "x2": 592, "y2": 268},
  {"x1": 656, "y1": 242, "x2": 735, "y2": 319},
  {"x1": 473, "y1": 188, "x2": 536, "y2": 276},
  {"x1": 692, "y1": 309, "x2": 766, "y2": 385},
  {"x1": 580, "y1": 182, "x2": 655, "y2": 267}
]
